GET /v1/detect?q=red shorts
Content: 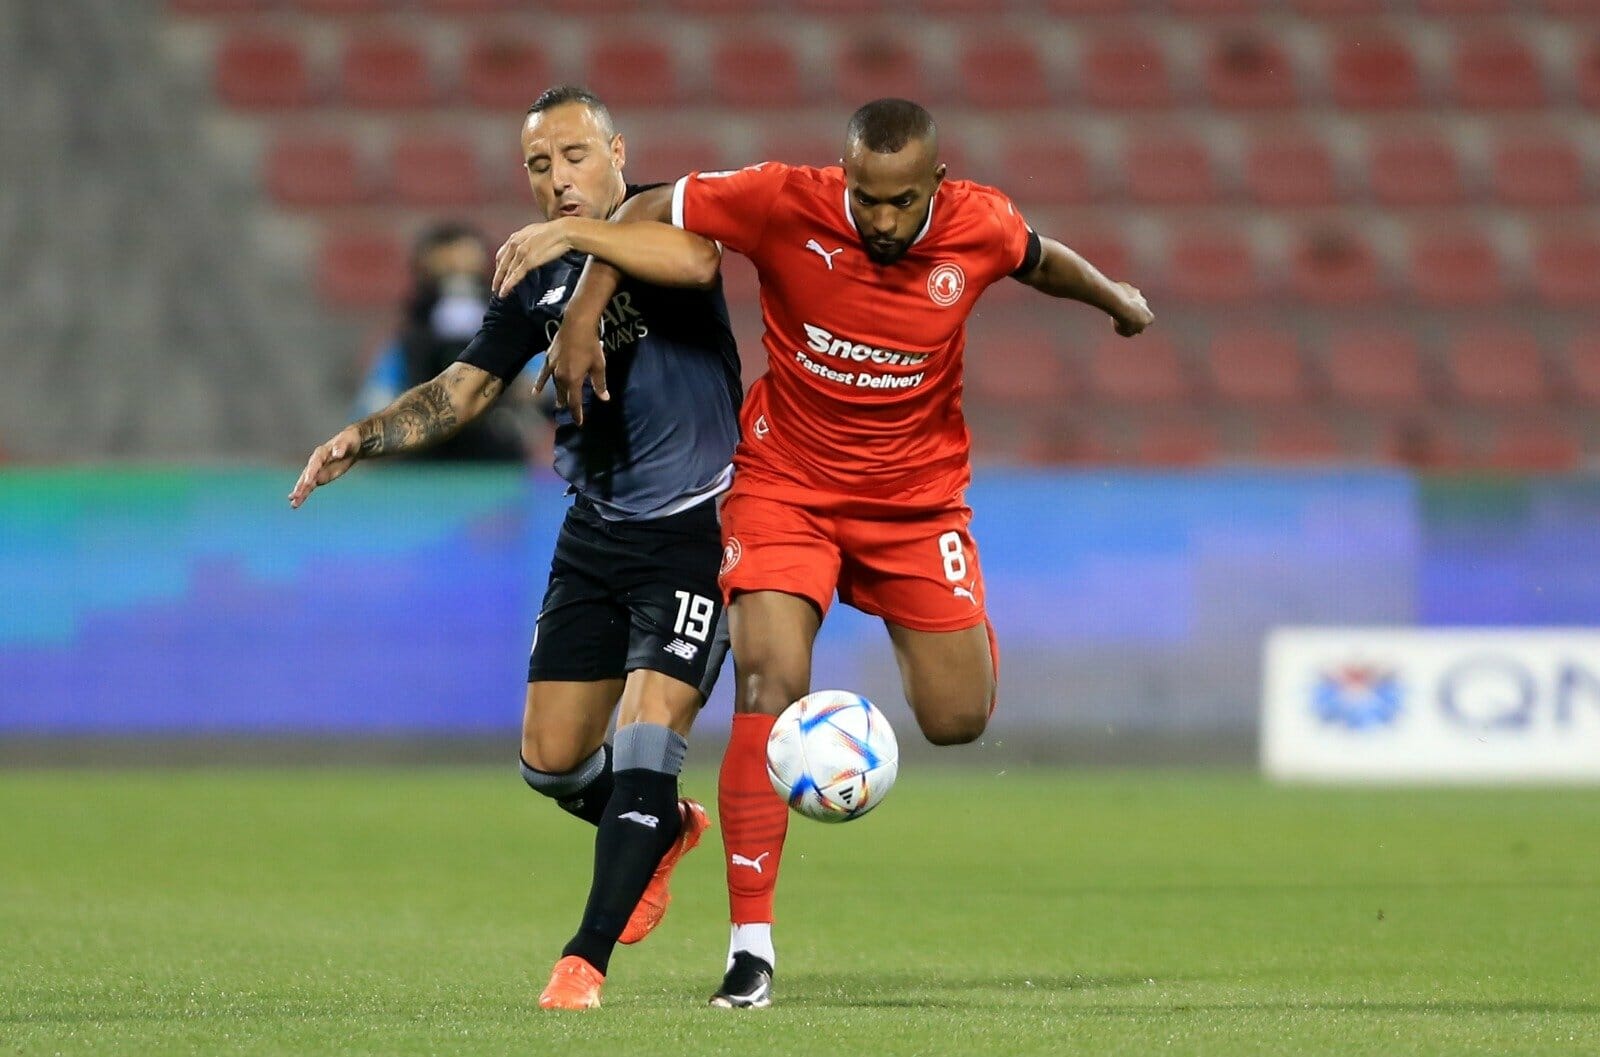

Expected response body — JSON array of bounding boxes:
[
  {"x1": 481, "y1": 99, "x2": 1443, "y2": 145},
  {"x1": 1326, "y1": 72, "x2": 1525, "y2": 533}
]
[{"x1": 717, "y1": 480, "x2": 988, "y2": 634}]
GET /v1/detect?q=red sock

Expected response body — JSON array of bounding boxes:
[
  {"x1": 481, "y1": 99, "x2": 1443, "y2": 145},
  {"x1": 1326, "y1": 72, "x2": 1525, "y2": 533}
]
[{"x1": 719, "y1": 712, "x2": 789, "y2": 924}]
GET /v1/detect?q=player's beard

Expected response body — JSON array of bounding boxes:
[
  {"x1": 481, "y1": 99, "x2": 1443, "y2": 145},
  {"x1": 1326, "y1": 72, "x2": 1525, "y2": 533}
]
[{"x1": 863, "y1": 237, "x2": 908, "y2": 265}]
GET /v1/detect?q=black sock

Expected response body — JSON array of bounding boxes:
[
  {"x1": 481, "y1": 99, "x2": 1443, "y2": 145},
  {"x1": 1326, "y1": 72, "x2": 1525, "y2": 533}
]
[
  {"x1": 519, "y1": 745, "x2": 613, "y2": 827},
  {"x1": 561, "y1": 768, "x2": 682, "y2": 975}
]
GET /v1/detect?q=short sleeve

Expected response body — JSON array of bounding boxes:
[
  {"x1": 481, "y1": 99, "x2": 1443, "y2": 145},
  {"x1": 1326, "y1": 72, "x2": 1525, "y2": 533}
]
[
  {"x1": 671, "y1": 162, "x2": 792, "y2": 257},
  {"x1": 990, "y1": 192, "x2": 1040, "y2": 279},
  {"x1": 457, "y1": 294, "x2": 543, "y2": 383}
]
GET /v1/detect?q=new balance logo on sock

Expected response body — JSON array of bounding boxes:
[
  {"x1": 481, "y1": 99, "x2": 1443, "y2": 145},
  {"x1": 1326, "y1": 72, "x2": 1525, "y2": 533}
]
[
  {"x1": 730, "y1": 852, "x2": 770, "y2": 873},
  {"x1": 618, "y1": 811, "x2": 660, "y2": 829}
]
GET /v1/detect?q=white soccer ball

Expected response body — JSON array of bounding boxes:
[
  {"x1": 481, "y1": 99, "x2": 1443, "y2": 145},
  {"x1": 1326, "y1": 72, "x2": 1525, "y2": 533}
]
[{"x1": 766, "y1": 690, "x2": 899, "y2": 823}]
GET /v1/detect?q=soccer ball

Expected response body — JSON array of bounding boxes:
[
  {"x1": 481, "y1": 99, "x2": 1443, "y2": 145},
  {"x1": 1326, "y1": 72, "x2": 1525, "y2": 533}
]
[{"x1": 766, "y1": 690, "x2": 899, "y2": 823}]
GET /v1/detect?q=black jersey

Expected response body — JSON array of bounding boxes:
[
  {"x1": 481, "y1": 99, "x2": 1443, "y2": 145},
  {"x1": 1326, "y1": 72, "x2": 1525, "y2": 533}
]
[{"x1": 459, "y1": 184, "x2": 743, "y2": 521}]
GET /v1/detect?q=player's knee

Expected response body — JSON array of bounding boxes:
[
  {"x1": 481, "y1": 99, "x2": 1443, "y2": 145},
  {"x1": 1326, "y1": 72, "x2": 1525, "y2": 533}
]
[
  {"x1": 519, "y1": 729, "x2": 590, "y2": 775},
  {"x1": 734, "y1": 666, "x2": 806, "y2": 716},
  {"x1": 915, "y1": 698, "x2": 991, "y2": 746}
]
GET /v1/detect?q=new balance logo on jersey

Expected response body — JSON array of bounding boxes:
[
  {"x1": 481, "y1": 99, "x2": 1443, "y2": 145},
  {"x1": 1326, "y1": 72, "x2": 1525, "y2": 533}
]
[
  {"x1": 618, "y1": 811, "x2": 660, "y2": 829},
  {"x1": 730, "y1": 852, "x2": 771, "y2": 874},
  {"x1": 536, "y1": 285, "x2": 567, "y2": 306},
  {"x1": 805, "y1": 239, "x2": 844, "y2": 270},
  {"x1": 663, "y1": 639, "x2": 699, "y2": 661}
]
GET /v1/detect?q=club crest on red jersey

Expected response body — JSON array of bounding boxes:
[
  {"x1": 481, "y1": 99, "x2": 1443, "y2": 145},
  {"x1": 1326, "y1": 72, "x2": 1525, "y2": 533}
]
[
  {"x1": 927, "y1": 263, "x2": 965, "y2": 307},
  {"x1": 720, "y1": 537, "x2": 743, "y2": 577}
]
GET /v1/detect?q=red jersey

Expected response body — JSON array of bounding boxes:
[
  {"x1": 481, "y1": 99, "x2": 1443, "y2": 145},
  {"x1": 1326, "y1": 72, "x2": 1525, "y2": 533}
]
[{"x1": 672, "y1": 162, "x2": 1038, "y2": 500}]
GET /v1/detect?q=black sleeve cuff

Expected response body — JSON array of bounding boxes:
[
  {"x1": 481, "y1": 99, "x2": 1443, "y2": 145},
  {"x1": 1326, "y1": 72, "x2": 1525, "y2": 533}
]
[{"x1": 1011, "y1": 229, "x2": 1043, "y2": 278}]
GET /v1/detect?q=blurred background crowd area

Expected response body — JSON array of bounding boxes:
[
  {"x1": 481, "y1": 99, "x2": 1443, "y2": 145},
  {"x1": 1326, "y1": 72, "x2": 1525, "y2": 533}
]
[{"x1": 3, "y1": 0, "x2": 1597, "y2": 469}]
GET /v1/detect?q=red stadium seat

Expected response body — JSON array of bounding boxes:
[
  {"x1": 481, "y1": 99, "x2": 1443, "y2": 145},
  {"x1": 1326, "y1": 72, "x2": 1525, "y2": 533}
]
[
  {"x1": 1124, "y1": 135, "x2": 1218, "y2": 205},
  {"x1": 1044, "y1": 0, "x2": 1134, "y2": 13},
  {"x1": 1451, "y1": 33, "x2": 1545, "y2": 109},
  {"x1": 1088, "y1": 334, "x2": 1191, "y2": 405},
  {"x1": 461, "y1": 37, "x2": 548, "y2": 111},
  {"x1": 1164, "y1": 230, "x2": 1260, "y2": 304},
  {"x1": 1329, "y1": 32, "x2": 1423, "y2": 110},
  {"x1": 214, "y1": 31, "x2": 314, "y2": 110},
  {"x1": 390, "y1": 135, "x2": 484, "y2": 207},
  {"x1": 956, "y1": 34, "x2": 1051, "y2": 109},
  {"x1": 835, "y1": 35, "x2": 931, "y2": 105},
  {"x1": 1445, "y1": 329, "x2": 1547, "y2": 405},
  {"x1": 1130, "y1": 417, "x2": 1220, "y2": 466},
  {"x1": 1564, "y1": 334, "x2": 1600, "y2": 406},
  {"x1": 1000, "y1": 139, "x2": 1095, "y2": 205},
  {"x1": 544, "y1": 0, "x2": 640, "y2": 11},
  {"x1": 421, "y1": 0, "x2": 521, "y2": 10},
  {"x1": 1368, "y1": 133, "x2": 1465, "y2": 206},
  {"x1": 963, "y1": 331, "x2": 1078, "y2": 408},
  {"x1": 1206, "y1": 330, "x2": 1306, "y2": 404},
  {"x1": 290, "y1": 0, "x2": 389, "y2": 13},
  {"x1": 1291, "y1": 0, "x2": 1383, "y2": 12},
  {"x1": 1253, "y1": 415, "x2": 1346, "y2": 463},
  {"x1": 1060, "y1": 229, "x2": 1134, "y2": 287},
  {"x1": 1382, "y1": 418, "x2": 1470, "y2": 470},
  {"x1": 1531, "y1": 232, "x2": 1600, "y2": 307},
  {"x1": 170, "y1": 0, "x2": 267, "y2": 13},
  {"x1": 1083, "y1": 38, "x2": 1172, "y2": 109},
  {"x1": 627, "y1": 136, "x2": 729, "y2": 186},
  {"x1": 759, "y1": 129, "x2": 842, "y2": 170},
  {"x1": 1490, "y1": 133, "x2": 1585, "y2": 207},
  {"x1": 1419, "y1": 0, "x2": 1509, "y2": 11},
  {"x1": 316, "y1": 231, "x2": 409, "y2": 309},
  {"x1": 1580, "y1": 40, "x2": 1600, "y2": 110},
  {"x1": 1482, "y1": 419, "x2": 1580, "y2": 472},
  {"x1": 588, "y1": 37, "x2": 681, "y2": 107},
  {"x1": 1288, "y1": 228, "x2": 1385, "y2": 305},
  {"x1": 340, "y1": 34, "x2": 435, "y2": 109},
  {"x1": 264, "y1": 134, "x2": 367, "y2": 208},
  {"x1": 1243, "y1": 133, "x2": 1338, "y2": 206},
  {"x1": 1325, "y1": 329, "x2": 1428, "y2": 407},
  {"x1": 1408, "y1": 230, "x2": 1505, "y2": 307},
  {"x1": 710, "y1": 33, "x2": 805, "y2": 108},
  {"x1": 1204, "y1": 32, "x2": 1297, "y2": 110},
  {"x1": 1170, "y1": 0, "x2": 1260, "y2": 12}
]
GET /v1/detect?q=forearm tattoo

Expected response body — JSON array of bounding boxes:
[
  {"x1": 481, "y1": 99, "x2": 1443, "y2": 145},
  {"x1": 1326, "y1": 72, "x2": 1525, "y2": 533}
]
[{"x1": 355, "y1": 380, "x2": 460, "y2": 457}]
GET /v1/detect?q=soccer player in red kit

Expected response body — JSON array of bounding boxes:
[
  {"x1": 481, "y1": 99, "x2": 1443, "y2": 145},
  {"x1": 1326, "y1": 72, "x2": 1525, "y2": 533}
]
[{"x1": 494, "y1": 98, "x2": 1153, "y2": 1008}]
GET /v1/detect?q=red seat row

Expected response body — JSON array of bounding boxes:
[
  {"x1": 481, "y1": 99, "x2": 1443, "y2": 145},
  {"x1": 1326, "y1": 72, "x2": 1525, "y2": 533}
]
[{"x1": 174, "y1": 0, "x2": 1600, "y2": 14}]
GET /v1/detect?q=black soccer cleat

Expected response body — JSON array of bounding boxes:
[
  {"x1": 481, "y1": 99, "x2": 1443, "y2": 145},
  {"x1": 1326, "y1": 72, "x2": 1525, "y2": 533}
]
[{"x1": 708, "y1": 952, "x2": 773, "y2": 1009}]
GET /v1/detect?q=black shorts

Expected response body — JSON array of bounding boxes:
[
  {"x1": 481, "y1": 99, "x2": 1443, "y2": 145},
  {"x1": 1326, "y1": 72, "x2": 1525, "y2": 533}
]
[{"x1": 527, "y1": 496, "x2": 729, "y2": 700}]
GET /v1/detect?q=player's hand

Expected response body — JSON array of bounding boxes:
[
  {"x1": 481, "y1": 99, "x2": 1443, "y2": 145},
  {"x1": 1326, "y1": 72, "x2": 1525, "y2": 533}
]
[
  {"x1": 493, "y1": 219, "x2": 574, "y2": 298},
  {"x1": 534, "y1": 318, "x2": 609, "y2": 427},
  {"x1": 1112, "y1": 282, "x2": 1154, "y2": 337},
  {"x1": 288, "y1": 425, "x2": 363, "y2": 509}
]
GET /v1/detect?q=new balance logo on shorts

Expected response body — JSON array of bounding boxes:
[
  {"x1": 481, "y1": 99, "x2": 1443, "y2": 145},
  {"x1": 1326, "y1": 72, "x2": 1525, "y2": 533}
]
[
  {"x1": 618, "y1": 811, "x2": 660, "y2": 829},
  {"x1": 663, "y1": 639, "x2": 699, "y2": 661},
  {"x1": 730, "y1": 851, "x2": 770, "y2": 873}
]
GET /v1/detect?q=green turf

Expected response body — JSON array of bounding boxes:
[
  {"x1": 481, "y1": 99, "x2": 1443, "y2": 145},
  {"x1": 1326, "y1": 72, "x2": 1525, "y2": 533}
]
[{"x1": 3, "y1": 767, "x2": 1598, "y2": 1056}]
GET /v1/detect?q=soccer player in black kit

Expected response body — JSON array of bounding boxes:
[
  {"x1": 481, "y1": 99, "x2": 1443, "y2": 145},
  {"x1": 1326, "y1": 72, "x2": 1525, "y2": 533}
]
[{"x1": 289, "y1": 86, "x2": 742, "y2": 1010}]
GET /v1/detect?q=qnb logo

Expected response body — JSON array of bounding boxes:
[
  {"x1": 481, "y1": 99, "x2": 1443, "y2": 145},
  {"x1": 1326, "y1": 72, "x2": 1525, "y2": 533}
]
[
  {"x1": 802, "y1": 323, "x2": 929, "y2": 366},
  {"x1": 1437, "y1": 654, "x2": 1600, "y2": 730},
  {"x1": 1312, "y1": 664, "x2": 1404, "y2": 731}
]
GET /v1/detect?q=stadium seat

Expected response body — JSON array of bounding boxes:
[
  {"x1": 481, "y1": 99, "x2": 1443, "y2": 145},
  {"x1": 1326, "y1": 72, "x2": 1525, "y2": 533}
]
[
  {"x1": 956, "y1": 34, "x2": 1051, "y2": 109},
  {"x1": 1287, "y1": 228, "x2": 1385, "y2": 305},
  {"x1": 1087, "y1": 333, "x2": 1191, "y2": 405},
  {"x1": 1083, "y1": 38, "x2": 1172, "y2": 109},
  {"x1": 1329, "y1": 32, "x2": 1423, "y2": 110},
  {"x1": 316, "y1": 231, "x2": 410, "y2": 309},
  {"x1": 1059, "y1": 229, "x2": 1133, "y2": 288},
  {"x1": 264, "y1": 134, "x2": 367, "y2": 208},
  {"x1": 1579, "y1": 40, "x2": 1600, "y2": 110},
  {"x1": 1291, "y1": 0, "x2": 1383, "y2": 12},
  {"x1": 1252, "y1": 415, "x2": 1346, "y2": 463},
  {"x1": 1482, "y1": 419, "x2": 1581, "y2": 472},
  {"x1": 421, "y1": 0, "x2": 522, "y2": 11},
  {"x1": 709, "y1": 33, "x2": 805, "y2": 108},
  {"x1": 1418, "y1": 0, "x2": 1509, "y2": 12},
  {"x1": 1490, "y1": 133, "x2": 1585, "y2": 207},
  {"x1": 290, "y1": 0, "x2": 390, "y2": 13},
  {"x1": 1564, "y1": 333, "x2": 1600, "y2": 406},
  {"x1": 1445, "y1": 328, "x2": 1547, "y2": 405},
  {"x1": 214, "y1": 31, "x2": 314, "y2": 110},
  {"x1": 627, "y1": 136, "x2": 730, "y2": 186},
  {"x1": 1170, "y1": 0, "x2": 1261, "y2": 13},
  {"x1": 170, "y1": 0, "x2": 269, "y2": 13},
  {"x1": 1043, "y1": 0, "x2": 1134, "y2": 14},
  {"x1": 1000, "y1": 139, "x2": 1095, "y2": 205},
  {"x1": 963, "y1": 331, "x2": 1078, "y2": 408},
  {"x1": 460, "y1": 37, "x2": 548, "y2": 111},
  {"x1": 1408, "y1": 230, "x2": 1505, "y2": 306},
  {"x1": 1242, "y1": 132, "x2": 1338, "y2": 206},
  {"x1": 1124, "y1": 135, "x2": 1218, "y2": 205},
  {"x1": 834, "y1": 35, "x2": 931, "y2": 105},
  {"x1": 1382, "y1": 417, "x2": 1469, "y2": 469},
  {"x1": 1325, "y1": 329, "x2": 1428, "y2": 407},
  {"x1": 1129, "y1": 417, "x2": 1220, "y2": 466},
  {"x1": 1530, "y1": 232, "x2": 1600, "y2": 307},
  {"x1": 1450, "y1": 33, "x2": 1545, "y2": 109},
  {"x1": 587, "y1": 37, "x2": 681, "y2": 107},
  {"x1": 390, "y1": 135, "x2": 484, "y2": 207},
  {"x1": 1206, "y1": 330, "x2": 1306, "y2": 404},
  {"x1": 1368, "y1": 133, "x2": 1465, "y2": 206},
  {"x1": 340, "y1": 34, "x2": 435, "y2": 109},
  {"x1": 1204, "y1": 32, "x2": 1297, "y2": 110},
  {"x1": 759, "y1": 130, "x2": 842, "y2": 170},
  {"x1": 1163, "y1": 231, "x2": 1260, "y2": 304}
]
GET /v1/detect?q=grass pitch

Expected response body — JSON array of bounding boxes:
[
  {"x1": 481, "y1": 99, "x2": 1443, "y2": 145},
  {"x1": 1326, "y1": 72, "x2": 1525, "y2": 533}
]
[{"x1": 3, "y1": 766, "x2": 1598, "y2": 1056}]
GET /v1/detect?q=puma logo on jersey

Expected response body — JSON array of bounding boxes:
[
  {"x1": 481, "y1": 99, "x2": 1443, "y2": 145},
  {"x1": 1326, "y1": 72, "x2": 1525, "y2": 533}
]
[
  {"x1": 805, "y1": 239, "x2": 844, "y2": 270},
  {"x1": 619, "y1": 811, "x2": 660, "y2": 828},
  {"x1": 953, "y1": 586, "x2": 977, "y2": 604},
  {"x1": 730, "y1": 852, "x2": 771, "y2": 873}
]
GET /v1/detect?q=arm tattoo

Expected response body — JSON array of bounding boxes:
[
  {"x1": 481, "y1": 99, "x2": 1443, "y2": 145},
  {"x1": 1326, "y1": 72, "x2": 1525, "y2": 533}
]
[{"x1": 354, "y1": 380, "x2": 460, "y2": 458}]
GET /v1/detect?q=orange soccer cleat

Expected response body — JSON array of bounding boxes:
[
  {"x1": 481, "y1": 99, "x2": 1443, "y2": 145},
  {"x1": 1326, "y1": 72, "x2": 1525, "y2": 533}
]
[
  {"x1": 619, "y1": 798, "x2": 709, "y2": 945},
  {"x1": 538, "y1": 955, "x2": 604, "y2": 1010}
]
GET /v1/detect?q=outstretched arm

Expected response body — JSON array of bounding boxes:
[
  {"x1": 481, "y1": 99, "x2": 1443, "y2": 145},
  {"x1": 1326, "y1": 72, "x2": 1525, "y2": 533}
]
[
  {"x1": 288, "y1": 361, "x2": 505, "y2": 508},
  {"x1": 1016, "y1": 236, "x2": 1154, "y2": 337}
]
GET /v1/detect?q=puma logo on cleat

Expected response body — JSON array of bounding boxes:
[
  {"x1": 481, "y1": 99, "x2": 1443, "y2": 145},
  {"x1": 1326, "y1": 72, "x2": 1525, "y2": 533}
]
[
  {"x1": 730, "y1": 852, "x2": 771, "y2": 873},
  {"x1": 619, "y1": 811, "x2": 660, "y2": 828},
  {"x1": 805, "y1": 239, "x2": 843, "y2": 270}
]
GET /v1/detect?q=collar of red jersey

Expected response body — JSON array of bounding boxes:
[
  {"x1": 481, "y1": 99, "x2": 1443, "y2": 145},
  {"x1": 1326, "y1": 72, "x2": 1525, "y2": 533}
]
[{"x1": 842, "y1": 183, "x2": 938, "y2": 250}]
